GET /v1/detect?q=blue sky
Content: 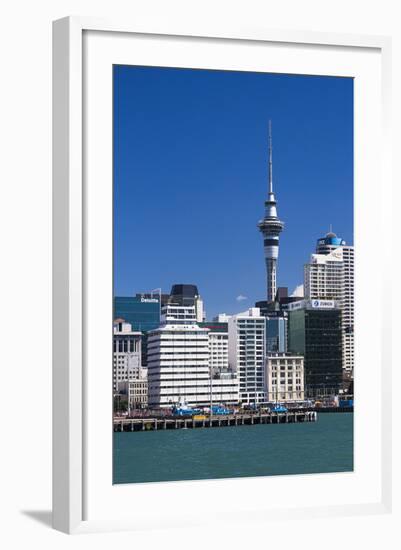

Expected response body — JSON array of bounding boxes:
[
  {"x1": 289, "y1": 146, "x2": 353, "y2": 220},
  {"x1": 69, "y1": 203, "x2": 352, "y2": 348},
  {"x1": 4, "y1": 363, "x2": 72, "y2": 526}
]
[{"x1": 113, "y1": 65, "x2": 353, "y2": 320}]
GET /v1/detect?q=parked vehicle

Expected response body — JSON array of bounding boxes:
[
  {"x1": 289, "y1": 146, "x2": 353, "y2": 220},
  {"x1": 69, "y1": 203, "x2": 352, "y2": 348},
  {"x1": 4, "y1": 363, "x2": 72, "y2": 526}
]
[
  {"x1": 172, "y1": 399, "x2": 201, "y2": 416},
  {"x1": 192, "y1": 414, "x2": 207, "y2": 421},
  {"x1": 210, "y1": 405, "x2": 231, "y2": 415},
  {"x1": 339, "y1": 399, "x2": 354, "y2": 408},
  {"x1": 271, "y1": 404, "x2": 288, "y2": 413}
]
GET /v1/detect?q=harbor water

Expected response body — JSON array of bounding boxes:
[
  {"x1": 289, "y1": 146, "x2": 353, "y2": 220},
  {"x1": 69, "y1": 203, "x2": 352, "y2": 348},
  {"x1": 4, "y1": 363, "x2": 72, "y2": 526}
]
[{"x1": 113, "y1": 412, "x2": 353, "y2": 484}]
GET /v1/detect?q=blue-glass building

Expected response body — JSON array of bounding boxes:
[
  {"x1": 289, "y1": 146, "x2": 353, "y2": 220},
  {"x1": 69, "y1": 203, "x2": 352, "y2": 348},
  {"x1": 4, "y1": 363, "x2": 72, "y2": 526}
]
[
  {"x1": 114, "y1": 295, "x2": 161, "y2": 332},
  {"x1": 114, "y1": 295, "x2": 162, "y2": 367},
  {"x1": 266, "y1": 316, "x2": 287, "y2": 353}
]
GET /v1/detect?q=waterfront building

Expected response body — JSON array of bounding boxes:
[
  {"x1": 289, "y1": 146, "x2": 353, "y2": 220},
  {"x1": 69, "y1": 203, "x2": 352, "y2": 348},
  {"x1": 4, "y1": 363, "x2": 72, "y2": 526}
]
[
  {"x1": 119, "y1": 368, "x2": 148, "y2": 410},
  {"x1": 113, "y1": 320, "x2": 143, "y2": 393},
  {"x1": 287, "y1": 300, "x2": 343, "y2": 397},
  {"x1": 199, "y1": 322, "x2": 229, "y2": 375},
  {"x1": 147, "y1": 304, "x2": 212, "y2": 408},
  {"x1": 265, "y1": 353, "x2": 305, "y2": 402},
  {"x1": 304, "y1": 231, "x2": 354, "y2": 375},
  {"x1": 257, "y1": 122, "x2": 285, "y2": 303},
  {"x1": 228, "y1": 307, "x2": 266, "y2": 405},
  {"x1": 210, "y1": 371, "x2": 239, "y2": 406},
  {"x1": 201, "y1": 321, "x2": 240, "y2": 405}
]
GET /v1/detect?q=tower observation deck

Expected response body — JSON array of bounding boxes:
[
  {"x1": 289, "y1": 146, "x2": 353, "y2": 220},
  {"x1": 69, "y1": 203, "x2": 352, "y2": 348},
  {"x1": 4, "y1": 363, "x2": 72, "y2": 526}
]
[{"x1": 258, "y1": 121, "x2": 284, "y2": 303}]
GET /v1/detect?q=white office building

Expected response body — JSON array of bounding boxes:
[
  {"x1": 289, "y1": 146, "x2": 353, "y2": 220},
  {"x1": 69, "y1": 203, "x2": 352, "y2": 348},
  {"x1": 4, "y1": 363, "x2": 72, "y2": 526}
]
[
  {"x1": 147, "y1": 305, "x2": 212, "y2": 408},
  {"x1": 208, "y1": 327, "x2": 239, "y2": 404},
  {"x1": 208, "y1": 330, "x2": 229, "y2": 375},
  {"x1": 265, "y1": 353, "x2": 305, "y2": 403},
  {"x1": 113, "y1": 320, "x2": 143, "y2": 393},
  {"x1": 304, "y1": 231, "x2": 354, "y2": 375},
  {"x1": 228, "y1": 307, "x2": 266, "y2": 405},
  {"x1": 147, "y1": 305, "x2": 240, "y2": 408},
  {"x1": 210, "y1": 372, "x2": 239, "y2": 405}
]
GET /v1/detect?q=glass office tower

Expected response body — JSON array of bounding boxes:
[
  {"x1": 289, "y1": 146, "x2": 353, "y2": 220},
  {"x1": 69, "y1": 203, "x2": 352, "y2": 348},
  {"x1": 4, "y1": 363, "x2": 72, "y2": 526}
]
[{"x1": 288, "y1": 301, "x2": 343, "y2": 397}]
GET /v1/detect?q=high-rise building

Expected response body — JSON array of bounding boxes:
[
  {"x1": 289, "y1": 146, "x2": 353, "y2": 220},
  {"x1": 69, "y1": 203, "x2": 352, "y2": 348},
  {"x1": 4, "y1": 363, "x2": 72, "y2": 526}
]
[
  {"x1": 287, "y1": 300, "x2": 343, "y2": 397},
  {"x1": 114, "y1": 294, "x2": 162, "y2": 332},
  {"x1": 114, "y1": 286, "x2": 206, "y2": 368},
  {"x1": 227, "y1": 307, "x2": 266, "y2": 405},
  {"x1": 147, "y1": 304, "x2": 211, "y2": 408},
  {"x1": 200, "y1": 321, "x2": 239, "y2": 405},
  {"x1": 258, "y1": 122, "x2": 284, "y2": 303},
  {"x1": 199, "y1": 322, "x2": 229, "y2": 376},
  {"x1": 304, "y1": 231, "x2": 354, "y2": 375},
  {"x1": 114, "y1": 294, "x2": 162, "y2": 368},
  {"x1": 147, "y1": 305, "x2": 238, "y2": 408}
]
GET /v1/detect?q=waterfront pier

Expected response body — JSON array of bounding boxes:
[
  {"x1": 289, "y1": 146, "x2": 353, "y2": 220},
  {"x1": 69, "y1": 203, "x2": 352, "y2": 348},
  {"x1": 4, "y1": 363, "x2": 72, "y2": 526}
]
[{"x1": 114, "y1": 411, "x2": 318, "y2": 432}]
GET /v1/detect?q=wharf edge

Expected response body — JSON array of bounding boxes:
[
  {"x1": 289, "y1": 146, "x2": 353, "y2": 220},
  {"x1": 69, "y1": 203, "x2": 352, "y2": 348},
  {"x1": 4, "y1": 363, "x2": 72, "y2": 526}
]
[{"x1": 114, "y1": 410, "x2": 321, "y2": 432}]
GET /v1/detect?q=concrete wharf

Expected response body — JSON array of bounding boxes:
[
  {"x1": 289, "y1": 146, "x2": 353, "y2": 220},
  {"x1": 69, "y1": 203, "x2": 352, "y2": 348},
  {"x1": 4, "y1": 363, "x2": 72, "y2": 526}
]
[{"x1": 114, "y1": 411, "x2": 318, "y2": 432}]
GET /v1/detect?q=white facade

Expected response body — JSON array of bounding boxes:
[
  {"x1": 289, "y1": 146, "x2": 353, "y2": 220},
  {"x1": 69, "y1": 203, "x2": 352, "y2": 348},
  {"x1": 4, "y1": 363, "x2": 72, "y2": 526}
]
[
  {"x1": 195, "y1": 295, "x2": 205, "y2": 323},
  {"x1": 120, "y1": 368, "x2": 148, "y2": 409},
  {"x1": 342, "y1": 246, "x2": 355, "y2": 375},
  {"x1": 210, "y1": 372, "x2": 239, "y2": 405},
  {"x1": 208, "y1": 331, "x2": 229, "y2": 375},
  {"x1": 304, "y1": 248, "x2": 344, "y2": 301},
  {"x1": 147, "y1": 305, "x2": 240, "y2": 408},
  {"x1": 208, "y1": 329, "x2": 239, "y2": 404},
  {"x1": 228, "y1": 307, "x2": 266, "y2": 405},
  {"x1": 147, "y1": 305, "x2": 212, "y2": 408},
  {"x1": 113, "y1": 321, "x2": 142, "y2": 393},
  {"x1": 304, "y1": 243, "x2": 354, "y2": 374},
  {"x1": 265, "y1": 353, "x2": 305, "y2": 402}
]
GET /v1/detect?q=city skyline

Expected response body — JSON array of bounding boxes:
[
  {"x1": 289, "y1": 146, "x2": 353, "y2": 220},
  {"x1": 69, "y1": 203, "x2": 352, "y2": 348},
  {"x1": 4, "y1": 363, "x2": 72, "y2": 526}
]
[{"x1": 113, "y1": 65, "x2": 353, "y2": 320}]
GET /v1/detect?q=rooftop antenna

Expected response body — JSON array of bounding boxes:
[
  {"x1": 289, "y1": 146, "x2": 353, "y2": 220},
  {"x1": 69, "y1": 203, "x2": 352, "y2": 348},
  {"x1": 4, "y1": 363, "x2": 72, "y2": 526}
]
[{"x1": 268, "y1": 120, "x2": 273, "y2": 196}]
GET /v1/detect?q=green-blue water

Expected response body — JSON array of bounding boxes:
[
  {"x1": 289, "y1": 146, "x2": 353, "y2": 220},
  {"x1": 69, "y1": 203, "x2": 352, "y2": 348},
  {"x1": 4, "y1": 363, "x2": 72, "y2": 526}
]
[{"x1": 113, "y1": 413, "x2": 353, "y2": 484}]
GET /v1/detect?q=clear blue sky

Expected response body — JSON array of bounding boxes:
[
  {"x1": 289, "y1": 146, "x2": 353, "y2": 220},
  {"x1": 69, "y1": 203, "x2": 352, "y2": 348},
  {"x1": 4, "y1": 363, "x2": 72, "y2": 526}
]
[{"x1": 113, "y1": 65, "x2": 353, "y2": 320}]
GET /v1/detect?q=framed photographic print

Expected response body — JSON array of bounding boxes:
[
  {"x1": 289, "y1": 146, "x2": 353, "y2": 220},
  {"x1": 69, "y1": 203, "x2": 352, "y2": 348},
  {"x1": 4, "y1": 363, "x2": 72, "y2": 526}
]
[{"x1": 52, "y1": 17, "x2": 392, "y2": 534}]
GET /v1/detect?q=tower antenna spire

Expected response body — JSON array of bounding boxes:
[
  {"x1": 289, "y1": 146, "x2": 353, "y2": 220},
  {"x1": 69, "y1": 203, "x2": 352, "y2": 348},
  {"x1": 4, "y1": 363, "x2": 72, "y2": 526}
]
[
  {"x1": 258, "y1": 120, "x2": 284, "y2": 303},
  {"x1": 268, "y1": 120, "x2": 273, "y2": 195}
]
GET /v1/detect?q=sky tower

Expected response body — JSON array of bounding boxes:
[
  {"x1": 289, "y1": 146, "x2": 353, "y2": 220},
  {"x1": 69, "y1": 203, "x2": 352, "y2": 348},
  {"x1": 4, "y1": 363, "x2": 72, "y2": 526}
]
[{"x1": 258, "y1": 121, "x2": 284, "y2": 303}]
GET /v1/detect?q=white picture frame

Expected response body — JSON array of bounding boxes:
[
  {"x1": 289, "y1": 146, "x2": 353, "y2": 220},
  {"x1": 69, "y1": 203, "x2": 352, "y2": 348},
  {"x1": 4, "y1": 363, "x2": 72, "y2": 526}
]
[{"x1": 52, "y1": 16, "x2": 393, "y2": 534}]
